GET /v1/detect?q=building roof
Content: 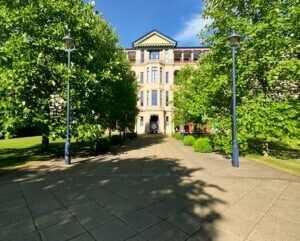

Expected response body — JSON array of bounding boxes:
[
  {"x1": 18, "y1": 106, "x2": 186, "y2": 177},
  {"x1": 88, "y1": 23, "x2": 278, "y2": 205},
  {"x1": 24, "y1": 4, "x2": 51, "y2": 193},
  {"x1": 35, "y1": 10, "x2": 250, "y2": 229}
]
[{"x1": 132, "y1": 29, "x2": 178, "y2": 49}]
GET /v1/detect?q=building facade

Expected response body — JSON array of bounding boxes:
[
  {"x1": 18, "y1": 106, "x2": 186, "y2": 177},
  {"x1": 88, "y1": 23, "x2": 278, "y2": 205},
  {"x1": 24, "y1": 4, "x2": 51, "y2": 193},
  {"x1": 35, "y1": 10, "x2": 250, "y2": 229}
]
[{"x1": 125, "y1": 30, "x2": 209, "y2": 134}]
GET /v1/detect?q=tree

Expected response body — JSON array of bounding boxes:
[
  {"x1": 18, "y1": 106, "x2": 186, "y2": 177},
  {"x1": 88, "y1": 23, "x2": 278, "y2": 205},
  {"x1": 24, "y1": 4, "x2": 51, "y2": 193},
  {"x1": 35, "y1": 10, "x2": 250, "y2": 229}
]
[
  {"x1": 0, "y1": 0, "x2": 138, "y2": 150},
  {"x1": 174, "y1": 0, "x2": 299, "y2": 154}
]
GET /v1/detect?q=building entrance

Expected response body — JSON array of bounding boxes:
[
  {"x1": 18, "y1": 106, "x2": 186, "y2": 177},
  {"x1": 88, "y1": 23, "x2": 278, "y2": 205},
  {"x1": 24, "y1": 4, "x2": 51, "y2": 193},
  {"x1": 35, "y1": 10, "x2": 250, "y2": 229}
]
[{"x1": 150, "y1": 115, "x2": 159, "y2": 134}]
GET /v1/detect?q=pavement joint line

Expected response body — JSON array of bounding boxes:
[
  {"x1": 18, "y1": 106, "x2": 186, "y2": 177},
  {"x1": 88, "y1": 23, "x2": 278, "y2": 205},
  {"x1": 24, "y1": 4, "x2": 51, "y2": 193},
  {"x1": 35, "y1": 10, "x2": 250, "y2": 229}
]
[
  {"x1": 64, "y1": 231, "x2": 90, "y2": 241},
  {"x1": 17, "y1": 181, "x2": 43, "y2": 241},
  {"x1": 2, "y1": 135, "x2": 299, "y2": 241},
  {"x1": 47, "y1": 179, "x2": 99, "y2": 241},
  {"x1": 166, "y1": 138, "x2": 300, "y2": 182},
  {"x1": 242, "y1": 181, "x2": 290, "y2": 241}
]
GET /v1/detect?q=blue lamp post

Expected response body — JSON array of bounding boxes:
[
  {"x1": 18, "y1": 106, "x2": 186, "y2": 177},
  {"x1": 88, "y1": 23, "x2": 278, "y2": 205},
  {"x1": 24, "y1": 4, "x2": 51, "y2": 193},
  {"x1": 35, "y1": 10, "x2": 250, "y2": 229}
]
[
  {"x1": 227, "y1": 28, "x2": 241, "y2": 168},
  {"x1": 63, "y1": 30, "x2": 75, "y2": 165}
]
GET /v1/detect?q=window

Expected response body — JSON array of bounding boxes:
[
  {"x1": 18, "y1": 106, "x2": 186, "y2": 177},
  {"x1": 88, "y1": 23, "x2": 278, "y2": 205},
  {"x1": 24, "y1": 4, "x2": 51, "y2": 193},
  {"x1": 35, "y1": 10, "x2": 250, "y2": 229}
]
[
  {"x1": 147, "y1": 91, "x2": 149, "y2": 106},
  {"x1": 165, "y1": 71, "x2": 169, "y2": 84},
  {"x1": 140, "y1": 72, "x2": 144, "y2": 83},
  {"x1": 140, "y1": 91, "x2": 144, "y2": 106},
  {"x1": 140, "y1": 116, "x2": 144, "y2": 126},
  {"x1": 160, "y1": 90, "x2": 163, "y2": 106},
  {"x1": 150, "y1": 50, "x2": 159, "y2": 59},
  {"x1": 141, "y1": 50, "x2": 144, "y2": 63},
  {"x1": 160, "y1": 67, "x2": 162, "y2": 83},
  {"x1": 152, "y1": 90, "x2": 157, "y2": 106},
  {"x1": 165, "y1": 50, "x2": 169, "y2": 63},
  {"x1": 147, "y1": 67, "x2": 149, "y2": 83},
  {"x1": 165, "y1": 91, "x2": 169, "y2": 106},
  {"x1": 151, "y1": 67, "x2": 157, "y2": 83},
  {"x1": 166, "y1": 116, "x2": 169, "y2": 126}
]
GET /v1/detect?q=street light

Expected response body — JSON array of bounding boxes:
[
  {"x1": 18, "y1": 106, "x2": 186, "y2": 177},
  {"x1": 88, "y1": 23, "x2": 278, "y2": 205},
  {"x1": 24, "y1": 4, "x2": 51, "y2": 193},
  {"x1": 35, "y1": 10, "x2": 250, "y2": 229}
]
[
  {"x1": 63, "y1": 29, "x2": 75, "y2": 165},
  {"x1": 227, "y1": 27, "x2": 241, "y2": 168},
  {"x1": 181, "y1": 109, "x2": 184, "y2": 140}
]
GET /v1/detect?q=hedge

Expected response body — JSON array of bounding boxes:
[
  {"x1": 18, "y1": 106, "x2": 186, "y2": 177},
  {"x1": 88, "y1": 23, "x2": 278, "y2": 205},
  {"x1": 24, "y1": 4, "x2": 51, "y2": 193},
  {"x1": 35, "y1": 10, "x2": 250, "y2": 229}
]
[
  {"x1": 183, "y1": 135, "x2": 196, "y2": 146},
  {"x1": 193, "y1": 137, "x2": 213, "y2": 153},
  {"x1": 172, "y1": 133, "x2": 182, "y2": 140}
]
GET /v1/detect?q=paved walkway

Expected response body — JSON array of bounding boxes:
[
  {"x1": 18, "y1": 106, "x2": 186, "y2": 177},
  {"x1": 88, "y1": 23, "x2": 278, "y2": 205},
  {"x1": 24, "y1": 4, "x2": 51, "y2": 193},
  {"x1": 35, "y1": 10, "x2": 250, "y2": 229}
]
[{"x1": 0, "y1": 135, "x2": 299, "y2": 241}]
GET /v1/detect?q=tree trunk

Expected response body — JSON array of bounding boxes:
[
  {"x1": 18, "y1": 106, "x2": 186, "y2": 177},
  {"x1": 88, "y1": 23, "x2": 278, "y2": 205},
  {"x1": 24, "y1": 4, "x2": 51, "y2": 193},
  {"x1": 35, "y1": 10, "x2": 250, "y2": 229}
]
[{"x1": 41, "y1": 134, "x2": 50, "y2": 153}]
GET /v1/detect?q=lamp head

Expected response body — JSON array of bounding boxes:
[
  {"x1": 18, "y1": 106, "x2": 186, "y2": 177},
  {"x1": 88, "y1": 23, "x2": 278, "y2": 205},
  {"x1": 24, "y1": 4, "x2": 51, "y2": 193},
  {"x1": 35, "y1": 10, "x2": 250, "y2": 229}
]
[
  {"x1": 227, "y1": 27, "x2": 241, "y2": 46},
  {"x1": 63, "y1": 29, "x2": 75, "y2": 51}
]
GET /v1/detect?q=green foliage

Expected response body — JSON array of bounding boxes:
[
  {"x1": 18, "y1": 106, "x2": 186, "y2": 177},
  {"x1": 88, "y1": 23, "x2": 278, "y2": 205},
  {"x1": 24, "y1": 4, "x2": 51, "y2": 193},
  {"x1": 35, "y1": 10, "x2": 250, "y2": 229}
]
[
  {"x1": 174, "y1": 0, "x2": 299, "y2": 154},
  {"x1": 126, "y1": 132, "x2": 137, "y2": 140},
  {"x1": 193, "y1": 138, "x2": 213, "y2": 153},
  {"x1": 0, "y1": 0, "x2": 138, "y2": 145},
  {"x1": 172, "y1": 133, "x2": 182, "y2": 140},
  {"x1": 94, "y1": 138, "x2": 110, "y2": 154},
  {"x1": 183, "y1": 135, "x2": 196, "y2": 146},
  {"x1": 110, "y1": 135, "x2": 123, "y2": 145},
  {"x1": 173, "y1": 66, "x2": 197, "y2": 126}
]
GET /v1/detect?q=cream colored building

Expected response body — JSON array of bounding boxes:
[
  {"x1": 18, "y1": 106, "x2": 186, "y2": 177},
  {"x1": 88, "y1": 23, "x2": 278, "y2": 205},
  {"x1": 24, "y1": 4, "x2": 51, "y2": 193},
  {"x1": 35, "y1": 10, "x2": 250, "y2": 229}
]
[{"x1": 125, "y1": 30, "x2": 209, "y2": 134}]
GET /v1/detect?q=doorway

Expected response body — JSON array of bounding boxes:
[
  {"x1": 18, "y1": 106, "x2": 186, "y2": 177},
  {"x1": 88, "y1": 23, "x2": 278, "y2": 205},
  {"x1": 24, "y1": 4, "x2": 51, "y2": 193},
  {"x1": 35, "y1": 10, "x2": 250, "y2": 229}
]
[{"x1": 150, "y1": 115, "x2": 159, "y2": 134}]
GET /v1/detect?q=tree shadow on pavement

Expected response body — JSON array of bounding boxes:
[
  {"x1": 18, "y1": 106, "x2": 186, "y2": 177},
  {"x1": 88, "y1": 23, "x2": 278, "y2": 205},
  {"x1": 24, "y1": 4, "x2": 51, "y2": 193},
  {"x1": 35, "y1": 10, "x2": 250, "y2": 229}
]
[
  {"x1": 0, "y1": 151, "x2": 226, "y2": 241},
  {"x1": 109, "y1": 134, "x2": 165, "y2": 156}
]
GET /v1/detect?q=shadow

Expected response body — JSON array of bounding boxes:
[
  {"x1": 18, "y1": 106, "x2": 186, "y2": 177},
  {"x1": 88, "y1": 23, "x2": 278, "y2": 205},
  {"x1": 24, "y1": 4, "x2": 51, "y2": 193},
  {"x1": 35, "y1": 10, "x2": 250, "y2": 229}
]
[
  {"x1": 247, "y1": 138, "x2": 300, "y2": 159},
  {"x1": 110, "y1": 134, "x2": 165, "y2": 155},
  {"x1": 0, "y1": 140, "x2": 91, "y2": 173},
  {"x1": 0, "y1": 134, "x2": 165, "y2": 173},
  {"x1": 268, "y1": 140, "x2": 300, "y2": 159},
  {"x1": 0, "y1": 135, "x2": 226, "y2": 240}
]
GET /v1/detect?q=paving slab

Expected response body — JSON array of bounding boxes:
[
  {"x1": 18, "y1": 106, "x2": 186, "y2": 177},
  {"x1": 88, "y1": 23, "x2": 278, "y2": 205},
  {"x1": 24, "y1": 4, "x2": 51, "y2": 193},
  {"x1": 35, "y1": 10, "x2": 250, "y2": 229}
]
[
  {"x1": 0, "y1": 134, "x2": 299, "y2": 241},
  {"x1": 38, "y1": 218, "x2": 85, "y2": 241},
  {"x1": 90, "y1": 219, "x2": 136, "y2": 241},
  {"x1": 120, "y1": 209, "x2": 161, "y2": 232}
]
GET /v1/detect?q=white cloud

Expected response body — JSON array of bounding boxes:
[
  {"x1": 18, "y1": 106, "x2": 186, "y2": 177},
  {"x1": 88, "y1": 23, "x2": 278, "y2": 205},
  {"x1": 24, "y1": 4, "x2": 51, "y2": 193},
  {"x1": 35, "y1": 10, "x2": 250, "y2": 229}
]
[{"x1": 174, "y1": 14, "x2": 212, "y2": 46}]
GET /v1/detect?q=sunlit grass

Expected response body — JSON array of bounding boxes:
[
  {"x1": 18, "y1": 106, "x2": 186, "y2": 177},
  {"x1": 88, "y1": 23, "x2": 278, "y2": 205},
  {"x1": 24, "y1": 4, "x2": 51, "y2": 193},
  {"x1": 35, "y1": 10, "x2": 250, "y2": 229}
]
[
  {"x1": 0, "y1": 136, "x2": 89, "y2": 174},
  {"x1": 247, "y1": 154, "x2": 300, "y2": 176}
]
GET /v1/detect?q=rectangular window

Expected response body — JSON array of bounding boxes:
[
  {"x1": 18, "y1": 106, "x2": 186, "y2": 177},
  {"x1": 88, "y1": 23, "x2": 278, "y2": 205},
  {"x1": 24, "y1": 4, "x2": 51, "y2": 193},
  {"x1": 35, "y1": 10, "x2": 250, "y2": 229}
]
[
  {"x1": 140, "y1": 72, "x2": 144, "y2": 83},
  {"x1": 147, "y1": 91, "x2": 149, "y2": 106},
  {"x1": 150, "y1": 50, "x2": 159, "y2": 59},
  {"x1": 160, "y1": 90, "x2": 163, "y2": 106},
  {"x1": 152, "y1": 90, "x2": 157, "y2": 106},
  {"x1": 152, "y1": 67, "x2": 157, "y2": 83},
  {"x1": 165, "y1": 71, "x2": 169, "y2": 84},
  {"x1": 160, "y1": 67, "x2": 162, "y2": 83},
  {"x1": 141, "y1": 50, "x2": 144, "y2": 63},
  {"x1": 165, "y1": 50, "x2": 169, "y2": 63},
  {"x1": 140, "y1": 116, "x2": 144, "y2": 126},
  {"x1": 165, "y1": 91, "x2": 169, "y2": 106},
  {"x1": 166, "y1": 116, "x2": 169, "y2": 126},
  {"x1": 140, "y1": 91, "x2": 144, "y2": 106},
  {"x1": 147, "y1": 67, "x2": 149, "y2": 83}
]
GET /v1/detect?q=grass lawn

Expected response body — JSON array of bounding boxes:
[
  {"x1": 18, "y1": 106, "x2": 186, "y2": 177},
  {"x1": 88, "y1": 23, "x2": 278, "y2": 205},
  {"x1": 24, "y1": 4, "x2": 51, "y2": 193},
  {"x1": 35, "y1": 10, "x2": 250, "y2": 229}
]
[
  {"x1": 246, "y1": 154, "x2": 300, "y2": 176},
  {"x1": 0, "y1": 136, "x2": 90, "y2": 174},
  {"x1": 246, "y1": 138, "x2": 300, "y2": 176}
]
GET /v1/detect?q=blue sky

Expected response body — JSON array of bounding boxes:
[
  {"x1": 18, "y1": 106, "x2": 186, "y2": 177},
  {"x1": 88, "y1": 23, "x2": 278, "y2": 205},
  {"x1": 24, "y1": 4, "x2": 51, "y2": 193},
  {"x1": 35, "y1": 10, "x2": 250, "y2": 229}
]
[{"x1": 91, "y1": 0, "x2": 211, "y2": 48}]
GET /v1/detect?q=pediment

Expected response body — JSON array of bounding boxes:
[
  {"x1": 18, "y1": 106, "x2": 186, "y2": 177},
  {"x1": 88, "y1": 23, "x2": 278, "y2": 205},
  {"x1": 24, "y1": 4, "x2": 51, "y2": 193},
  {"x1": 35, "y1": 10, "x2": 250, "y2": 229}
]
[{"x1": 132, "y1": 30, "x2": 177, "y2": 49}]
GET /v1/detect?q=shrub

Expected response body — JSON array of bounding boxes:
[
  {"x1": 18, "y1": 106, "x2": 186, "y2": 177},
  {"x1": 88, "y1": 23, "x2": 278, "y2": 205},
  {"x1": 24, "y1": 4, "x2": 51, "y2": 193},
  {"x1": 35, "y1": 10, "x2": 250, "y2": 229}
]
[
  {"x1": 110, "y1": 135, "x2": 123, "y2": 145},
  {"x1": 172, "y1": 133, "x2": 182, "y2": 140},
  {"x1": 94, "y1": 138, "x2": 110, "y2": 154},
  {"x1": 126, "y1": 132, "x2": 137, "y2": 140},
  {"x1": 183, "y1": 135, "x2": 196, "y2": 146},
  {"x1": 193, "y1": 137, "x2": 213, "y2": 153}
]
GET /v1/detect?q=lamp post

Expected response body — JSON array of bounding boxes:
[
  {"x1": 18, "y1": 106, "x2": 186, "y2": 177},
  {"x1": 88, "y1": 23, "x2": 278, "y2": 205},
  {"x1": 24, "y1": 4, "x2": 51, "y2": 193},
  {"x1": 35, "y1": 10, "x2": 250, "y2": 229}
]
[
  {"x1": 63, "y1": 30, "x2": 75, "y2": 165},
  {"x1": 227, "y1": 28, "x2": 241, "y2": 168},
  {"x1": 181, "y1": 109, "x2": 184, "y2": 140}
]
